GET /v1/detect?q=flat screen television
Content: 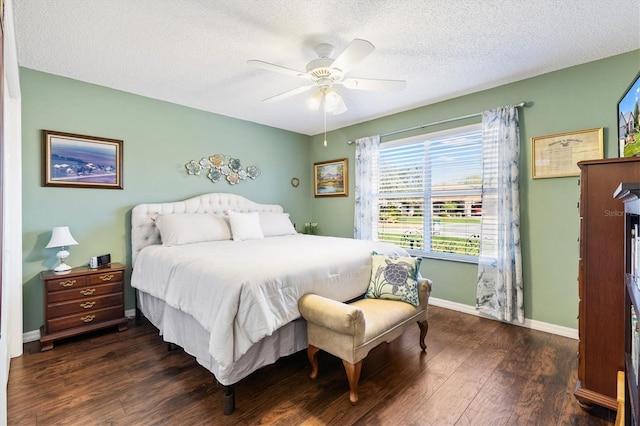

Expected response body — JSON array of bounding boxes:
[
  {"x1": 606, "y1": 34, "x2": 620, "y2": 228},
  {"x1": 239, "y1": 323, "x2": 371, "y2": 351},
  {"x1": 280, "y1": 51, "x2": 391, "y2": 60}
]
[{"x1": 618, "y1": 71, "x2": 640, "y2": 157}]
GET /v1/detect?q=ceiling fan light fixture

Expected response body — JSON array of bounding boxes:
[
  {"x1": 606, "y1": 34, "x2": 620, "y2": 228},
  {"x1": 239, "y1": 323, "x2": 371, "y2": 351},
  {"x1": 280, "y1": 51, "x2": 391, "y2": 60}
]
[
  {"x1": 324, "y1": 88, "x2": 342, "y2": 112},
  {"x1": 306, "y1": 91, "x2": 323, "y2": 110},
  {"x1": 332, "y1": 93, "x2": 347, "y2": 115}
]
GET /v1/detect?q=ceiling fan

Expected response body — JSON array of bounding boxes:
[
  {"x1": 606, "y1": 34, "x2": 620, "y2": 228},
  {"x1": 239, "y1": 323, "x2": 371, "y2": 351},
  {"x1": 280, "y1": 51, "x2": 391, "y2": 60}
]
[{"x1": 248, "y1": 39, "x2": 406, "y2": 115}]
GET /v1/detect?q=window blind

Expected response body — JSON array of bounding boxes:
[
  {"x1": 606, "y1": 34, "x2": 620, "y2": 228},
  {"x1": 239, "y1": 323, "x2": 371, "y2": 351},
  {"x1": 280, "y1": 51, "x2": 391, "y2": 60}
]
[{"x1": 376, "y1": 124, "x2": 486, "y2": 261}]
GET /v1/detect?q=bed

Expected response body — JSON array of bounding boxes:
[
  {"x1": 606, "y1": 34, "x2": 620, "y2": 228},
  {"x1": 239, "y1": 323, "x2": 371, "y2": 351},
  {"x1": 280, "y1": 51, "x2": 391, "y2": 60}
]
[{"x1": 130, "y1": 192, "x2": 410, "y2": 414}]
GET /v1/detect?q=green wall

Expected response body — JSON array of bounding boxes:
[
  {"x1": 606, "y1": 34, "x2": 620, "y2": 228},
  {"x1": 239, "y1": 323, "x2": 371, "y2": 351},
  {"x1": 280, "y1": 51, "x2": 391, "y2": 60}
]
[
  {"x1": 21, "y1": 68, "x2": 311, "y2": 332},
  {"x1": 21, "y1": 50, "x2": 640, "y2": 335},
  {"x1": 309, "y1": 50, "x2": 640, "y2": 329}
]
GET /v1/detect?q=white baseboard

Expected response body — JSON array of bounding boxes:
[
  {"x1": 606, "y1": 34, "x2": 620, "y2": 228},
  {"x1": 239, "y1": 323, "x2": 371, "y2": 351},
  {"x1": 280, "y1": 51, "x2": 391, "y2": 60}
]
[
  {"x1": 22, "y1": 329, "x2": 40, "y2": 343},
  {"x1": 24, "y1": 304, "x2": 578, "y2": 343},
  {"x1": 429, "y1": 297, "x2": 578, "y2": 340},
  {"x1": 22, "y1": 308, "x2": 138, "y2": 343}
]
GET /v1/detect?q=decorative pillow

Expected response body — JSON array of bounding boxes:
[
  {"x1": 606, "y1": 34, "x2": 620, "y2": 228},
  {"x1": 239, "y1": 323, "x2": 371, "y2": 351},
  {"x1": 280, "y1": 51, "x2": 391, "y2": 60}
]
[
  {"x1": 156, "y1": 213, "x2": 231, "y2": 246},
  {"x1": 259, "y1": 212, "x2": 297, "y2": 237},
  {"x1": 365, "y1": 253, "x2": 422, "y2": 306},
  {"x1": 228, "y1": 211, "x2": 264, "y2": 241}
]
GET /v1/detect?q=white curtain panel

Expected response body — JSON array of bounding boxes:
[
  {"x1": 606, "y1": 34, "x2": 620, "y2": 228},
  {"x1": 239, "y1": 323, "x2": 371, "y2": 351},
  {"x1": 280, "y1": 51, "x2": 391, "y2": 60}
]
[
  {"x1": 353, "y1": 135, "x2": 380, "y2": 240},
  {"x1": 476, "y1": 106, "x2": 524, "y2": 323}
]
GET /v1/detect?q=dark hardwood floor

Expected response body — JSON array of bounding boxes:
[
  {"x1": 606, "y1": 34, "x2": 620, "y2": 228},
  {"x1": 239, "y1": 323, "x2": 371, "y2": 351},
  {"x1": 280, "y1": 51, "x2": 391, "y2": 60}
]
[{"x1": 8, "y1": 306, "x2": 615, "y2": 425}]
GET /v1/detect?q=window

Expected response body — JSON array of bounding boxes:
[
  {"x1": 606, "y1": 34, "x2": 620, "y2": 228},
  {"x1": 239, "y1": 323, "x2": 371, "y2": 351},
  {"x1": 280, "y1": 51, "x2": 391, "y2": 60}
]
[{"x1": 375, "y1": 124, "x2": 483, "y2": 262}]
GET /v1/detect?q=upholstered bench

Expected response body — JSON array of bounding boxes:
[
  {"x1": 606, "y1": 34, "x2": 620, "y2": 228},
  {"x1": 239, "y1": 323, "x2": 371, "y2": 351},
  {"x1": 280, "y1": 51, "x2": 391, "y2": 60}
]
[{"x1": 298, "y1": 276, "x2": 431, "y2": 404}]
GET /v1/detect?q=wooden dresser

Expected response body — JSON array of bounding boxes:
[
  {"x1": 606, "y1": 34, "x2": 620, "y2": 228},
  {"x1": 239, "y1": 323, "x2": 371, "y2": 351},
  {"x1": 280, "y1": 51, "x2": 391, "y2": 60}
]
[
  {"x1": 575, "y1": 158, "x2": 640, "y2": 410},
  {"x1": 40, "y1": 262, "x2": 128, "y2": 351}
]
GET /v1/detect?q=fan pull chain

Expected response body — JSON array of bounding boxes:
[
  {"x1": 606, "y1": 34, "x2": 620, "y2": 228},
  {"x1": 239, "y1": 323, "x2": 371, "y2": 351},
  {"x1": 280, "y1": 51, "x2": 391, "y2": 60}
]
[{"x1": 323, "y1": 109, "x2": 328, "y2": 147}]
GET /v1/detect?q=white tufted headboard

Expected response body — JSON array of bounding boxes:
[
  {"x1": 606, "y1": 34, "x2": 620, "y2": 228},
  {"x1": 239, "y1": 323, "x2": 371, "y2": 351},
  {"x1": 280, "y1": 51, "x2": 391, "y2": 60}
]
[{"x1": 131, "y1": 193, "x2": 284, "y2": 266}]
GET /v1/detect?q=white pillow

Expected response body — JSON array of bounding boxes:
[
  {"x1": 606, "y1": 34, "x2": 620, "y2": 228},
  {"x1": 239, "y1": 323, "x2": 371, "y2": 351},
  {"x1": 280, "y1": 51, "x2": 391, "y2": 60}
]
[
  {"x1": 156, "y1": 213, "x2": 231, "y2": 246},
  {"x1": 228, "y1": 211, "x2": 264, "y2": 241},
  {"x1": 259, "y1": 212, "x2": 297, "y2": 237}
]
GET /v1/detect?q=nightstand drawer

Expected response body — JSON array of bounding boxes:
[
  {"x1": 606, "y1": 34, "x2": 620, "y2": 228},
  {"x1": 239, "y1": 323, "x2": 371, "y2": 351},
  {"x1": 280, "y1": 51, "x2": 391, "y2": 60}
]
[
  {"x1": 46, "y1": 275, "x2": 89, "y2": 292},
  {"x1": 40, "y1": 263, "x2": 128, "y2": 350},
  {"x1": 89, "y1": 270, "x2": 123, "y2": 285},
  {"x1": 47, "y1": 305, "x2": 124, "y2": 333},
  {"x1": 47, "y1": 293, "x2": 123, "y2": 318},
  {"x1": 47, "y1": 282, "x2": 123, "y2": 304}
]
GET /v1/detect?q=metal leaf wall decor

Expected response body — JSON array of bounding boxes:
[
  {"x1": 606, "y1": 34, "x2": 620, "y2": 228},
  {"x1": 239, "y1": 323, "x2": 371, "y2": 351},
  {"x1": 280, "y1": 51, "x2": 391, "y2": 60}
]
[{"x1": 185, "y1": 154, "x2": 260, "y2": 185}]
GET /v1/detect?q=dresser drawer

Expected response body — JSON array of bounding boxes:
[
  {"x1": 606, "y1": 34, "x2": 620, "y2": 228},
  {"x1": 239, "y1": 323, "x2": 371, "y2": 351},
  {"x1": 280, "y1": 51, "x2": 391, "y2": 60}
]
[
  {"x1": 89, "y1": 270, "x2": 123, "y2": 285},
  {"x1": 47, "y1": 293, "x2": 123, "y2": 319},
  {"x1": 46, "y1": 275, "x2": 89, "y2": 292},
  {"x1": 47, "y1": 305, "x2": 124, "y2": 333},
  {"x1": 40, "y1": 263, "x2": 128, "y2": 350},
  {"x1": 47, "y1": 282, "x2": 122, "y2": 304}
]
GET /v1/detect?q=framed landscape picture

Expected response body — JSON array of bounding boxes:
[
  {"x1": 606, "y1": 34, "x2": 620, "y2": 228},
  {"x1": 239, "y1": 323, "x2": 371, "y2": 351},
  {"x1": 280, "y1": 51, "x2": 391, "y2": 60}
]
[
  {"x1": 618, "y1": 71, "x2": 640, "y2": 157},
  {"x1": 42, "y1": 130, "x2": 123, "y2": 189},
  {"x1": 314, "y1": 158, "x2": 348, "y2": 197}
]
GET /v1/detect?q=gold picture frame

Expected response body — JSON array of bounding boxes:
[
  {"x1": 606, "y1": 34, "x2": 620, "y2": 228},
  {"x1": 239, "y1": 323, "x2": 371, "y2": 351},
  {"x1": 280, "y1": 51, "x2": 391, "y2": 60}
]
[
  {"x1": 42, "y1": 130, "x2": 124, "y2": 189},
  {"x1": 531, "y1": 128, "x2": 603, "y2": 179},
  {"x1": 314, "y1": 158, "x2": 348, "y2": 197}
]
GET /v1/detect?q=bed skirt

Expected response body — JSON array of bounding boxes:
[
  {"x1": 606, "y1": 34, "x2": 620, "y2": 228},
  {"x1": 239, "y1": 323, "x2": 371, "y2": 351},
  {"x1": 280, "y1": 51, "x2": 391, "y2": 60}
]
[{"x1": 137, "y1": 290, "x2": 308, "y2": 386}]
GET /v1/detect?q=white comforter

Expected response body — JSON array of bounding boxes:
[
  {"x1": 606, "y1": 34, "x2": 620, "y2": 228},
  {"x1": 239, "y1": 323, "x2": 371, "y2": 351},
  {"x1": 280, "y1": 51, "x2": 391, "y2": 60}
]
[{"x1": 131, "y1": 234, "x2": 407, "y2": 375}]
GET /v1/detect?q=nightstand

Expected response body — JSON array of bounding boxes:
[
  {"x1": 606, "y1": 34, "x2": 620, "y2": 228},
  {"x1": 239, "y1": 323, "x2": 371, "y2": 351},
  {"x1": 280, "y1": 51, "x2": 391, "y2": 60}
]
[{"x1": 39, "y1": 262, "x2": 129, "y2": 351}]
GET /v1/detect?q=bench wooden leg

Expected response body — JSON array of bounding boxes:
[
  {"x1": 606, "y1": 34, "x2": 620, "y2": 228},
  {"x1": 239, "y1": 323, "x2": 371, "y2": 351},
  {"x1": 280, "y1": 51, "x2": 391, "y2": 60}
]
[
  {"x1": 418, "y1": 320, "x2": 429, "y2": 351},
  {"x1": 308, "y1": 345, "x2": 320, "y2": 380},
  {"x1": 342, "y1": 359, "x2": 363, "y2": 405}
]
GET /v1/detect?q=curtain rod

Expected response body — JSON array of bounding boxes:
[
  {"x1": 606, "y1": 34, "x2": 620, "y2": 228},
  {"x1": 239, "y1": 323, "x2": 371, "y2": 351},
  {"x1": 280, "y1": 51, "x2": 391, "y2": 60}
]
[{"x1": 346, "y1": 101, "x2": 528, "y2": 145}]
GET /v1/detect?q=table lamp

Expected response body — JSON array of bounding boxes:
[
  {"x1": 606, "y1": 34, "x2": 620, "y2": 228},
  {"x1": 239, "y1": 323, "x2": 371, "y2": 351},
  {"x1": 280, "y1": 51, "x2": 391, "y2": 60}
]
[{"x1": 46, "y1": 226, "x2": 79, "y2": 272}]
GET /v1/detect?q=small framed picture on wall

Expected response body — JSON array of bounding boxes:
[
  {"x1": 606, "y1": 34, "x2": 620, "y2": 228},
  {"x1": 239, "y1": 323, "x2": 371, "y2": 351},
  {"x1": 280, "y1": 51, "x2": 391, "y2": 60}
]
[{"x1": 313, "y1": 158, "x2": 348, "y2": 197}]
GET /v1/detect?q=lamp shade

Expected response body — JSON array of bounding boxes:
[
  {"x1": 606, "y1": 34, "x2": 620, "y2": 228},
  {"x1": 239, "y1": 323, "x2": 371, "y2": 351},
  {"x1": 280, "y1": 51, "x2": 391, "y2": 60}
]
[
  {"x1": 306, "y1": 88, "x2": 348, "y2": 115},
  {"x1": 46, "y1": 226, "x2": 79, "y2": 248},
  {"x1": 306, "y1": 91, "x2": 323, "y2": 110},
  {"x1": 324, "y1": 89, "x2": 341, "y2": 111},
  {"x1": 330, "y1": 94, "x2": 348, "y2": 115}
]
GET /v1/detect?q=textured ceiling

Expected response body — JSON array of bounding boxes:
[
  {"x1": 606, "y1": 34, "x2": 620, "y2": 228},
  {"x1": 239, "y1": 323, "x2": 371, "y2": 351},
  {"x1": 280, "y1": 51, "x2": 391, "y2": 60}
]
[{"x1": 12, "y1": 0, "x2": 640, "y2": 136}]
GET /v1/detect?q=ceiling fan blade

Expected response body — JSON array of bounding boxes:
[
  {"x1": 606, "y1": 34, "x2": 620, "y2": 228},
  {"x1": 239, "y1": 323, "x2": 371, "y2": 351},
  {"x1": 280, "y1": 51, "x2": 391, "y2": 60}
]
[
  {"x1": 262, "y1": 85, "x2": 314, "y2": 103},
  {"x1": 330, "y1": 39, "x2": 375, "y2": 74},
  {"x1": 342, "y1": 78, "x2": 406, "y2": 91},
  {"x1": 248, "y1": 60, "x2": 307, "y2": 79}
]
